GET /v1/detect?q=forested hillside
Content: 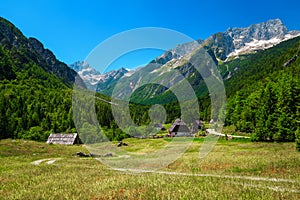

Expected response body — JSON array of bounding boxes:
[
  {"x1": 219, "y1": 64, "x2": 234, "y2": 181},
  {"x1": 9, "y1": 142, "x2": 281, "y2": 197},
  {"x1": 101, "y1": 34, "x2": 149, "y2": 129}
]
[
  {"x1": 0, "y1": 45, "x2": 73, "y2": 140},
  {"x1": 0, "y1": 17, "x2": 116, "y2": 141},
  {"x1": 223, "y1": 37, "x2": 300, "y2": 144}
]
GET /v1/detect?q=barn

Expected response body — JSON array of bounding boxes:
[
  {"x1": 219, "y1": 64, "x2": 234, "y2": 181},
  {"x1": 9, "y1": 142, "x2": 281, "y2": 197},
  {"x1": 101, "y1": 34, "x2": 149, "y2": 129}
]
[
  {"x1": 168, "y1": 118, "x2": 191, "y2": 137},
  {"x1": 46, "y1": 133, "x2": 81, "y2": 145}
]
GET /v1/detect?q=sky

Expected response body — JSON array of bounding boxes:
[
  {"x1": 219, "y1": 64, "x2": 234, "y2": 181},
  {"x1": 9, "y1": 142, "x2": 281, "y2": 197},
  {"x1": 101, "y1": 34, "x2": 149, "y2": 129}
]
[{"x1": 1, "y1": 0, "x2": 300, "y2": 71}]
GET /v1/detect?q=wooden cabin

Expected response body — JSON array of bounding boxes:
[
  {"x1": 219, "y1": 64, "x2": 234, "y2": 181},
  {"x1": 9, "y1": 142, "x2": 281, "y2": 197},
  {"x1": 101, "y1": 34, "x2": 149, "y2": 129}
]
[
  {"x1": 168, "y1": 118, "x2": 191, "y2": 137},
  {"x1": 191, "y1": 119, "x2": 206, "y2": 133},
  {"x1": 46, "y1": 133, "x2": 81, "y2": 145},
  {"x1": 155, "y1": 123, "x2": 166, "y2": 131}
]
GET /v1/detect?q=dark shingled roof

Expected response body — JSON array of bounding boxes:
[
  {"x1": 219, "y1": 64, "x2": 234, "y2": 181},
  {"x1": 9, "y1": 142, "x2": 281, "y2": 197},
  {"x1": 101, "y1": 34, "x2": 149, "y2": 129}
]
[
  {"x1": 191, "y1": 119, "x2": 205, "y2": 133},
  {"x1": 46, "y1": 133, "x2": 81, "y2": 145},
  {"x1": 155, "y1": 123, "x2": 166, "y2": 130},
  {"x1": 169, "y1": 118, "x2": 190, "y2": 133}
]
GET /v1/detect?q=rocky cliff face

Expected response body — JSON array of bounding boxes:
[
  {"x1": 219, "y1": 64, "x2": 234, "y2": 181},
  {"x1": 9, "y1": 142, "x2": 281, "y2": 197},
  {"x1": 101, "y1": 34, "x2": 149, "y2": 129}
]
[
  {"x1": 153, "y1": 40, "x2": 202, "y2": 65},
  {"x1": 69, "y1": 60, "x2": 130, "y2": 93},
  {"x1": 207, "y1": 19, "x2": 300, "y2": 60},
  {"x1": 95, "y1": 67, "x2": 131, "y2": 95},
  {"x1": 227, "y1": 19, "x2": 288, "y2": 45},
  {"x1": 69, "y1": 61, "x2": 102, "y2": 85}
]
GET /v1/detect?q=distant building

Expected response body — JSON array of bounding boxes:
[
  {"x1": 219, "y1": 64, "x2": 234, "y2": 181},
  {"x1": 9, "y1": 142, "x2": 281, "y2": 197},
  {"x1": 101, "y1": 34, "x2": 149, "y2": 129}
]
[
  {"x1": 154, "y1": 123, "x2": 166, "y2": 131},
  {"x1": 168, "y1": 118, "x2": 191, "y2": 137},
  {"x1": 46, "y1": 133, "x2": 81, "y2": 145},
  {"x1": 191, "y1": 119, "x2": 206, "y2": 133}
]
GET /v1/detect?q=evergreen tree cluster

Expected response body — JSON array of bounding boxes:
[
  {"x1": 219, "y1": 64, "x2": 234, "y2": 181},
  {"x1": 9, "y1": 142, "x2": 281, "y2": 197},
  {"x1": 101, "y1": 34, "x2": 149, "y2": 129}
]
[{"x1": 224, "y1": 37, "x2": 300, "y2": 145}]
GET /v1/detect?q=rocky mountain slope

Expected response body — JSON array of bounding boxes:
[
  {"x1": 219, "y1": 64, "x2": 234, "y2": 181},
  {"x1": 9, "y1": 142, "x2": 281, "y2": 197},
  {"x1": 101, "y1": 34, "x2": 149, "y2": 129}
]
[
  {"x1": 222, "y1": 19, "x2": 299, "y2": 60},
  {"x1": 112, "y1": 19, "x2": 300, "y2": 104},
  {"x1": 69, "y1": 61, "x2": 102, "y2": 86},
  {"x1": 75, "y1": 19, "x2": 299, "y2": 99},
  {"x1": 0, "y1": 17, "x2": 78, "y2": 87},
  {"x1": 69, "y1": 61, "x2": 130, "y2": 93}
]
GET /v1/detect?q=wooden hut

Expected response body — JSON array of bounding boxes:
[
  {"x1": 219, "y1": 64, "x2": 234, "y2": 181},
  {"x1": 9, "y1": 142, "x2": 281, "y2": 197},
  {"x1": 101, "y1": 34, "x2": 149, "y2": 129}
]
[
  {"x1": 191, "y1": 119, "x2": 206, "y2": 133},
  {"x1": 46, "y1": 133, "x2": 81, "y2": 145},
  {"x1": 168, "y1": 118, "x2": 191, "y2": 137},
  {"x1": 155, "y1": 123, "x2": 166, "y2": 131}
]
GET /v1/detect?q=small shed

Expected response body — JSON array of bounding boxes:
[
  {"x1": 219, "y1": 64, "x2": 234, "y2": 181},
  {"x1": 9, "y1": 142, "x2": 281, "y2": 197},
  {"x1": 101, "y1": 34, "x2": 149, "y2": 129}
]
[
  {"x1": 46, "y1": 133, "x2": 81, "y2": 145},
  {"x1": 155, "y1": 123, "x2": 166, "y2": 131},
  {"x1": 191, "y1": 119, "x2": 206, "y2": 133},
  {"x1": 168, "y1": 118, "x2": 191, "y2": 137}
]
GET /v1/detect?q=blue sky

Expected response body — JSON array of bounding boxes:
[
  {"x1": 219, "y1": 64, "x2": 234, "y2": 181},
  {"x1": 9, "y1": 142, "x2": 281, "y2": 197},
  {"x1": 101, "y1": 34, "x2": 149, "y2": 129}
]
[{"x1": 1, "y1": 0, "x2": 300, "y2": 71}]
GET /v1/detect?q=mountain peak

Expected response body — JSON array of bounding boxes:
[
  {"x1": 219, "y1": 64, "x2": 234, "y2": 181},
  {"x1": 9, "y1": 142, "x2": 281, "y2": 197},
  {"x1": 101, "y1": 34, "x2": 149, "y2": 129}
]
[
  {"x1": 68, "y1": 61, "x2": 131, "y2": 92},
  {"x1": 227, "y1": 19, "x2": 285, "y2": 31},
  {"x1": 118, "y1": 67, "x2": 129, "y2": 73},
  {"x1": 69, "y1": 61, "x2": 95, "y2": 72},
  {"x1": 266, "y1": 18, "x2": 284, "y2": 26},
  {"x1": 226, "y1": 18, "x2": 288, "y2": 41},
  {"x1": 216, "y1": 19, "x2": 300, "y2": 60}
]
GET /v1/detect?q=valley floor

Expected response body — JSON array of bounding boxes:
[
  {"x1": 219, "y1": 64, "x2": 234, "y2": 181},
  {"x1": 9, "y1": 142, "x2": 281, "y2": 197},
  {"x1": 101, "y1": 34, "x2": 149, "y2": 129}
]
[{"x1": 0, "y1": 138, "x2": 300, "y2": 199}]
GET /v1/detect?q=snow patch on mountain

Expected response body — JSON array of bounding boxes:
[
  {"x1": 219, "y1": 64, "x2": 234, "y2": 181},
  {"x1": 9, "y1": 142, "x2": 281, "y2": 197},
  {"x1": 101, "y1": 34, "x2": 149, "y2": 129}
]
[
  {"x1": 223, "y1": 19, "x2": 300, "y2": 60},
  {"x1": 78, "y1": 68, "x2": 103, "y2": 85},
  {"x1": 227, "y1": 32, "x2": 300, "y2": 59},
  {"x1": 69, "y1": 61, "x2": 133, "y2": 86},
  {"x1": 69, "y1": 61, "x2": 102, "y2": 85}
]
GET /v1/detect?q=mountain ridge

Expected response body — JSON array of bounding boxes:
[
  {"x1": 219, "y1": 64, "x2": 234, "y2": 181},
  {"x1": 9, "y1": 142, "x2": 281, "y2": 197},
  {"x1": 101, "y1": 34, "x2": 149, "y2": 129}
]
[
  {"x1": 0, "y1": 17, "x2": 78, "y2": 87},
  {"x1": 74, "y1": 19, "x2": 300, "y2": 94},
  {"x1": 103, "y1": 19, "x2": 300, "y2": 104},
  {"x1": 69, "y1": 61, "x2": 131, "y2": 93}
]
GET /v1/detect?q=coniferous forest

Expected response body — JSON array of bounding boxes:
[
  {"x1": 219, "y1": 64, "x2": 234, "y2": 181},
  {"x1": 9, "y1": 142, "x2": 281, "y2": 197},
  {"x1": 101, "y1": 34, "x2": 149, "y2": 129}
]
[{"x1": 222, "y1": 37, "x2": 300, "y2": 144}]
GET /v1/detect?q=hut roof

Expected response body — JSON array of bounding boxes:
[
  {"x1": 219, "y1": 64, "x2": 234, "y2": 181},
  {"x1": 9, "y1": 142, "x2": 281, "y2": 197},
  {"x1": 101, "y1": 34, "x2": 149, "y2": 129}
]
[
  {"x1": 169, "y1": 118, "x2": 190, "y2": 133},
  {"x1": 155, "y1": 123, "x2": 166, "y2": 130},
  {"x1": 191, "y1": 119, "x2": 205, "y2": 133},
  {"x1": 194, "y1": 119, "x2": 204, "y2": 126},
  {"x1": 46, "y1": 133, "x2": 80, "y2": 145}
]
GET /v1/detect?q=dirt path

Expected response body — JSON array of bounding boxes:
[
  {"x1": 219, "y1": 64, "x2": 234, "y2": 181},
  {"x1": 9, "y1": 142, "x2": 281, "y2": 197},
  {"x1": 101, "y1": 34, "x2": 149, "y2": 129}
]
[
  {"x1": 207, "y1": 129, "x2": 250, "y2": 139},
  {"x1": 112, "y1": 168, "x2": 299, "y2": 193},
  {"x1": 31, "y1": 158, "x2": 61, "y2": 165},
  {"x1": 112, "y1": 168, "x2": 295, "y2": 183},
  {"x1": 95, "y1": 96, "x2": 118, "y2": 105},
  {"x1": 231, "y1": 181, "x2": 300, "y2": 193}
]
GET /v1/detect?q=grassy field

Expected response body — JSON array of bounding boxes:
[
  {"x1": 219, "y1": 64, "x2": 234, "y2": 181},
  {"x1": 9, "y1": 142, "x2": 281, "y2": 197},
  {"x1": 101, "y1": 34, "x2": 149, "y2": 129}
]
[{"x1": 1, "y1": 138, "x2": 300, "y2": 199}]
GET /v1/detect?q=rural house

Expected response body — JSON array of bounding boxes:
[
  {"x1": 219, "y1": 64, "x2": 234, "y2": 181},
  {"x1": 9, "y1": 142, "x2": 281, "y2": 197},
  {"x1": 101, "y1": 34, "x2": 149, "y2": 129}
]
[
  {"x1": 46, "y1": 133, "x2": 81, "y2": 145},
  {"x1": 168, "y1": 118, "x2": 191, "y2": 137}
]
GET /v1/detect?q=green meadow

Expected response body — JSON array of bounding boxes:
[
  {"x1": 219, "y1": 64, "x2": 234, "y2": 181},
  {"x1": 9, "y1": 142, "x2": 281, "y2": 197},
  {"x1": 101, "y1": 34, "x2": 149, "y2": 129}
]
[{"x1": 1, "y1": 138, "x2": 300, "y2": 199}]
